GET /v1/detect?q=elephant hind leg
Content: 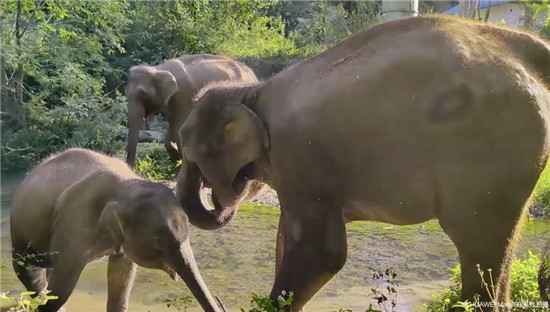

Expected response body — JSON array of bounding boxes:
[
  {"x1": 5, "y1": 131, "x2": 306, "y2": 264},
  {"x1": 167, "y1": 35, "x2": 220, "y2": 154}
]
[{"x1": 439, "y1": 197, "x2": 529, "y2": 311}]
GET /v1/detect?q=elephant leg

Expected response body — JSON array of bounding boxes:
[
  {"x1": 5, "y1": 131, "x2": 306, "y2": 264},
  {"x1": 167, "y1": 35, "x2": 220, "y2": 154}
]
[
  {"x1": 12, "y1": 243, "x2": 48, "y2": 295},
  {"x1": 275, "y1": 216, "x2": 285, "y2": 278},
  {"x1": 439, "y1": 195, "x2": 529, "y2": 310},
  {"x1": 38, "y1": 233, "x2": 88, "y2": 311},
  {"x1": 12, "y1": 261, "x2": 48, "y2": 295},
  {"x1": 270, "y1": 190, "x2": 347, "y2": 311},
  {"x1": 107, "y1": 254, "x2": 137, "y2": 312}
]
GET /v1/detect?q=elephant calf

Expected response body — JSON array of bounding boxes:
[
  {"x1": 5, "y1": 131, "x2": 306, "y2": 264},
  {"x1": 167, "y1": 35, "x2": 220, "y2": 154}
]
[{"x1": 10, "y1": 148, "x2": 225, "y2": 312}]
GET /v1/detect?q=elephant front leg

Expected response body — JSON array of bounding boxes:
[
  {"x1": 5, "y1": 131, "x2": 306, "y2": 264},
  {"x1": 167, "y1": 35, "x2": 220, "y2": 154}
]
[
  {"x1": 270, "y1": 192, "x2": 347, "y2": 311},
  {"x1": 11, "y1": 243, "x2": 48, "y2": 295},
  {"x1": 107, "y1": 254, "x2": 137, "y2": 312},
  {"x1": 38, "y1": 242, "x2": 87, "y2": 311},
  {"x1": 275, "y1": 216, "x2": 285, "y2": 278}
]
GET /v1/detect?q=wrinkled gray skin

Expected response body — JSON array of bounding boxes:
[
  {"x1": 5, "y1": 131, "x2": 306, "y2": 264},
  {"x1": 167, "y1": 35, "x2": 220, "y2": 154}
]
[
  {"x1": 125, "y1": 54, "x2": 258, "y2": 167},
  {"x1": 176, "y1": 16, "x2": 550, "y2": 311},
  {"x1": 11, "y1": 148, "x2": 225, "y2": 312}
]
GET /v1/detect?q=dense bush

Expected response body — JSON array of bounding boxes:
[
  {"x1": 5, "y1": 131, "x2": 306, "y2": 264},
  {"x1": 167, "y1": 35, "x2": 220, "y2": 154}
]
[
  {"x1": 133, "y1": 143, "x2": 179, "y2": 182},
  {"x1": 1, "y1": 95, "x2": 127, "y2": 171},
  {"x1": 291, "y1": 1, "x2": 381, "y2": 52},
  {"x1": 424, "y1": 251, "x2": 549, "y2": 312}
]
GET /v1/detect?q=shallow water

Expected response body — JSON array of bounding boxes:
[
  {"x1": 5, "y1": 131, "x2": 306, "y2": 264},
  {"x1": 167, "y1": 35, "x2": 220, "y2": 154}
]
[{"x1": 1, "y1": 171, "x2": 548, "y2": 312}]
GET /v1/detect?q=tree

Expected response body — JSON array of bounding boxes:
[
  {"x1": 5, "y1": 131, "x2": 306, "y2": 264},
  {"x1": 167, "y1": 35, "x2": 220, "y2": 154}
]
[
  {"x1": 1, "y1": 0, "x2": 130, "y2": 126},
  {"x1": 523, "y1": 0, "x2": 550, "y2": 39}
]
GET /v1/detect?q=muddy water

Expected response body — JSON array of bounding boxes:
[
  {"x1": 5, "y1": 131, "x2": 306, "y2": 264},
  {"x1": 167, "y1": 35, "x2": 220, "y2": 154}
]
[{"x1": 1, "y1": 172, "x2": 549, "y2": 312}]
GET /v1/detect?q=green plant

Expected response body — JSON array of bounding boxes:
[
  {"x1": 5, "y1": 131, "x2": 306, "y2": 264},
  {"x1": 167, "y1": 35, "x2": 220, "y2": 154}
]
[
  {"x1": 533, "y1": 161, "x2": 550, "y2": 216},
  {"x1": 0, "y1": 291, "x2": 58, "y2": 312},
  {"x1": 162, "y1": 295, "x2": 194, "y2": 312},
  {"x1": 1, "y1": 95, "x2": 128, "y2": 172},
  {"x1": 511, "y1": 251, "x2": 546, "y2": 305},
  {"x1": 451, "y1": 300, "x2": 475, "y2": 312},
  {"x1": 0, "y1": 252, "x2": 58, "y2": 312},
  {"x1": 366, "y1": 268, "x2": 399, "y2": 312},
  {"x1": 134, "y1": 144, "x2": 180, "y2": 182},
  {"x1": 424, "y1": 252, "x2": 550, "y2": 312},
  {"x1": 241, "y1": 291, "x2": 294, "y2": 312}
]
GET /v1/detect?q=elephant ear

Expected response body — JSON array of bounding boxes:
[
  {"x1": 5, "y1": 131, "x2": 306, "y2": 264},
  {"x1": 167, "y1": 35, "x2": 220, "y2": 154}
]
[
  {"x1": 155, "y1": 70, "x2": 178, "y2": 106},
  {"x1": 224, "y1": 102, "x2": 270, "y2": 162},
  {"x1": 87, "y1": 201, "x2": 128, "y2": 261}
]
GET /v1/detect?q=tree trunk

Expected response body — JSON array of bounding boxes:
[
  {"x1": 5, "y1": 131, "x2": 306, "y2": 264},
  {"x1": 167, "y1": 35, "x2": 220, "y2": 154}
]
[
  {"x1": 0, "y1": 3, "x2": 7, "y2": 103},
  {"x1": 472, "y1": 0, "x2": 480, "y2": 19},
  {"x1": 13, "y1": 0, "x2": 26, "y2": 127},
  {"x1": 458, "y1": 0, "x2": 476, "y2": 18},
  {"x1": 484, "y1": 0, "x2": 492, "y2": 22},
  {"x1": 0, "y1": 1, "x2": 13, "y2": 121}
]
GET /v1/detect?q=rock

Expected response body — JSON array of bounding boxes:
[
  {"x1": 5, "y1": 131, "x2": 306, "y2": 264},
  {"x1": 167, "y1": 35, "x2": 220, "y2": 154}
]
[{"x1": 118, "y1": 129, "x2": 165, "y2": 143}]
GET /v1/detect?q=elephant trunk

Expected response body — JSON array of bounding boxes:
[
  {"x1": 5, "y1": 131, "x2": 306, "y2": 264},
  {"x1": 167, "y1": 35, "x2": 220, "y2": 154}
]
[
  {"x1": 168, "y1": 240, "x2": 226, "y2": 312},
  {"x1": 126, "y1": 102, "x2": 145, "y2": 167},
  {"x1": 176, "y1": 161, "x2": 237, "y2": 230}
]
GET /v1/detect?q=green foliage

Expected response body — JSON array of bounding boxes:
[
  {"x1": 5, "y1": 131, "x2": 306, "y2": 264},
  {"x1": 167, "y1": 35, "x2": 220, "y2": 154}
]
[
  {"x1": 522, "y1": 0, "x2": 550, "y2": 39},
  {"x1": 0, "y1": 253, "x2": 58, "y2": 312},
  {"x1": 1, "y1": 0, "x2": 130, "y2": 102},
  {"x1": 1, "y1": 95, "x2": 127, "y2": 171},
  {"x1": 511, "y1": 251, "x2": 546, "y2": 305},
  {"x1": 290, "y1": 1, "x2": 381, "y2": 54},
  {"x1": 241, "y1": 291, "x2": 294, "y2": 312},
  {"x1": 134, "y1": 144, "x2": 179, "y2": 182},
  {"x1": 533, "y1": 161, "x2": 550, "y2": 216},
  {"x1": 423, "y1": 265, "x2": 462, "y2": 312},
  {"x1": 120, "y1": 0, "x2": 296, "y2": 67},
  {"x1": 162, "y1": 295, "x2": 194, "y2": 311},
  {"x1": 1, "y1": 0, "x2": 130, "y2": 171},
  {"x1": 0, "y1": 291, "x2": 57, "y2": 312},
  {"x1": 424, "y1": 252, "x2": 550, "y2": 312}
]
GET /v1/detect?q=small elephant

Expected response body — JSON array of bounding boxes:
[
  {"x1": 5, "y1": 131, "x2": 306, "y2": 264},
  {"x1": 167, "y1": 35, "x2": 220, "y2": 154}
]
[
  {"x1": 125, "y1": 54, "x2": 258, "y2": 167},
  {"x1": 10, "y1": 148, "x2": 225, "y2": 312},
  {"x1": 176, "y1": 16, "x2": 550, "y2": 311}
]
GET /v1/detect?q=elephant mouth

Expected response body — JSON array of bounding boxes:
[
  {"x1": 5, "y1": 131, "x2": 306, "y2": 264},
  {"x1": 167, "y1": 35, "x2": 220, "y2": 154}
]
[
  {"x1": 233, "y1": 162, "x2": 256, "y2": 193},
  {"x1": 200, "y1": 162, "x2": 256, "y2": 208}
]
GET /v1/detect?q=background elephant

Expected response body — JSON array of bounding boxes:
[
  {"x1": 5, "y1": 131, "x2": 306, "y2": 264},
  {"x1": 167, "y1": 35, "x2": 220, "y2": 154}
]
[
  {"x1": 10, "y1": 148, "x2": 225, "y2": 312},
  {"x1": 125, "y1": 54, "x2": 258, "y2": 167},
  {"x1": 176, "y1": 16, "x2": 550, "y2": 311}
]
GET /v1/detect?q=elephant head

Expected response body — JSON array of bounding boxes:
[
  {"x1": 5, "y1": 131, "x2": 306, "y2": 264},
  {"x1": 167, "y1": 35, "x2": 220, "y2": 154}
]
[
  {"x1": 125, "y1": 66, "x2": 179, "y2": 166},
  {"x1": 176, "y1": 83, "x2": 269, "y2": 230},
  {"x1": 87, "y1": 182, "x2": 225, "y2": 312}
]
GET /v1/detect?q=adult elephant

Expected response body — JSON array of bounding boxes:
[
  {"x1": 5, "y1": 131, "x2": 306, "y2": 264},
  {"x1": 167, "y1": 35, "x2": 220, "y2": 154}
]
[
  {"x1": 176, "y1": 16, "x2": 550, "y2": 311},
  {"x1": 11, "y1": 148, "x2": 226, "y2": 312},
  {"x1": 125, "y1": 54, "x2": 258, "y2": 167}
]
